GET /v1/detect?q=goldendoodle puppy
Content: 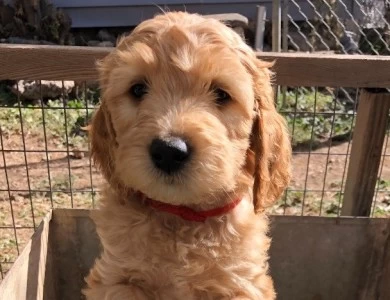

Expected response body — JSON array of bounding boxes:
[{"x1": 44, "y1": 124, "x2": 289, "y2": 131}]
[{"x1": 84, "y1": 11, "x2": 291, "y2": 300}]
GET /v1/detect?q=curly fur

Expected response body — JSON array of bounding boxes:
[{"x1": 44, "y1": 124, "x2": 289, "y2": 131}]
[{"x1": 84, "y1": 12, "x2": 291, "y2": 300}]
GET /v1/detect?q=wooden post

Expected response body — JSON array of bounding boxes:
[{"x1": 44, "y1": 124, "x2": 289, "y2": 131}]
[
  {"x1": 272, "y1": 0, "x2": 281, "y2": 52},
  {"x1": 255, "y1": 6, "x2": 267, "y2": 51},
  {"x1": 280, "y1": 0, "x2": 289, "y2": 107},
  {"x1": 341, "y1": 90, "x2": 390, "y2": 216},
  {"x1": 272, "y1": 0, "x2": 281, "y2": 103},
  {"x1": 282, "y1": 0, "x2": 289, "y2": 52}
]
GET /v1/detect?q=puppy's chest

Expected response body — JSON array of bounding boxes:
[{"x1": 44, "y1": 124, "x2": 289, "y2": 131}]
[
  {"x1": 130, "y1": 224, "x2": 241, "y2": 295},
  {"x1": 97, "y1": 213, "x2": 267, "y2": 298},
  {"x1": 134, "y1": 223, "x2": 235, "y2": 264},
  {"x1": 119, "y1": 222, "x2": 240, "y2": 278}
]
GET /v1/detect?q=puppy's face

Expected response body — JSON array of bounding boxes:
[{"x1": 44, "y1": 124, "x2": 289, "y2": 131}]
[{"x1": 92, "y1": 12, "x2": 291, "y2": 210}]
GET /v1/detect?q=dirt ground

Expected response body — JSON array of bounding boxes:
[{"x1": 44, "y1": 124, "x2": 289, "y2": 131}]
[{"x1": 1, "y1": 133, "x2": 390, "y2": 277}]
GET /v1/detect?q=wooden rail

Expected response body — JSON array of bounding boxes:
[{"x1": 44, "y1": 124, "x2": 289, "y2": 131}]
[
  {"x1": 341, "y1": 91, "x2": 390, "y2": 216},
  {"x1": 0, "y1": 44, "x2": 390, "y2": 216},
  {"x1": 1, "y1": 44, "x2": 390, "y2": 87}
]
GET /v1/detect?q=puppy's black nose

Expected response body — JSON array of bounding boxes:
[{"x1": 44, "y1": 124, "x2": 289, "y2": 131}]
[{"x1": 149, "y1": 137, "x2": 191, "y2": 174}]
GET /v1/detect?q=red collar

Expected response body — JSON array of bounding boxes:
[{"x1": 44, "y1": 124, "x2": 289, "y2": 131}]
[{"x1": 141, "y1": 195, "x2": 242, "y2": 222}]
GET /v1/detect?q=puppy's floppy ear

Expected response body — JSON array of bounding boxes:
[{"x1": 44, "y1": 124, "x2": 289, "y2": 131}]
[
  {"x1": 247, "y1": 59, "x2": 291, "y2": 213},
  {"x1": 90, "y1": 102, "x2": 117, "y2": 183},
  {"x1": 90, "y1": 53, "x2": 119, "y2": 183}
]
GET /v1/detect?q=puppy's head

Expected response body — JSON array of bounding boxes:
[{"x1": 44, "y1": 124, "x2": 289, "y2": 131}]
[{"x1": 91, "y1": 12, "x2": 291, "y2": 212}]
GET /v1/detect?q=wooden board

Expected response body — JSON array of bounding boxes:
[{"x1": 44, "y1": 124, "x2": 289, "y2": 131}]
[
  {"x1": 342, "y1": 90, "x2": 390, "y2": 216},
  {"x1": 261, "y1": 52, "x2": 390, "y2": 88},
  {"x1": 0, "y1": 211, "x2": 52, "y2": 300},
  {"x1": 0, "y1": 209, "x2": 389, "y2": 300},
  {"x1": 269, "y1": 216, "x2": 390, "y2": 300},
  {"x1": 46, "y1": 209, "x2": 101, "y2": 300},
  {"x1": 1, "y1": 44, "x2": 390, "y2": 87}
]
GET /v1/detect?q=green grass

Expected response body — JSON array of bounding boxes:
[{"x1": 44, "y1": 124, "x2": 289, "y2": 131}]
[
  {"x1": 0, "y1": 99, "x2": 94, "y2": 149},
  {"x1": 376, "y1": 178, "x2": 390, "y2": 190},
  {"x1": 0, "y1": 235, "x2": 18, "y2": 263},
  {"x1": 373, "y1": 178, "x2": 390, "y2": 217},
  {"x1": 271, "y1": 189, "x2": 343, "y2": 216},
  {"x1": 271, "y1": 178, "x2": 390, "y2": 217},
  {"x1": 278, "y1": 88, "x2": 354, "y2": 147}
]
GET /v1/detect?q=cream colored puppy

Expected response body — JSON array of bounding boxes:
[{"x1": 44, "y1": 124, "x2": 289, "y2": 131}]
[{"x1": 84, "y1": 11, "x2": 291, "y2": 300}]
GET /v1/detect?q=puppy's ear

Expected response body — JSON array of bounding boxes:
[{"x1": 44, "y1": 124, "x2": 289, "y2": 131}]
[
  {"x1": 90, "y1": 102, "x2": 117, "y2": 183},
  {"x1": 89, "y1": 51, "x2": 120, "y2": 183},
  {"x1": 248, "y1": 59, "x2": 291, "y2": 213}
]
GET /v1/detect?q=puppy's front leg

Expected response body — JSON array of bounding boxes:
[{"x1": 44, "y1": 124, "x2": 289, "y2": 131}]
[{"x1": 84, "y1": 284, "x2": 149, "y2": 300}]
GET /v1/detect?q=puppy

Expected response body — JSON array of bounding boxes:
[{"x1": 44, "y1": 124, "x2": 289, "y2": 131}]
[{"x1": 84, "y1": 11, "x2": 291, "y2": 300}]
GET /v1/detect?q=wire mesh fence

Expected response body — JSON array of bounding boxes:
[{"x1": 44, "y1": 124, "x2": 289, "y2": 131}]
[
  {"x1": 274, "y1": 86, "x2": 390, "y2": 217},
  {"x1": 0, "y1": 80, "x2": 100, "y2": 279},
  {"x1": 271, "y1": 0, "x2": 390, "y2": 217},
  {"x1": 1, "y1": 79, "x2": 390, "y2": 279}
]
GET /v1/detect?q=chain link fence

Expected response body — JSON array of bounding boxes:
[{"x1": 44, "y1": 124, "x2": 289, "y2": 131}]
[{"x1": 280, "y1": 0, "x2": 390, "y2": 55}]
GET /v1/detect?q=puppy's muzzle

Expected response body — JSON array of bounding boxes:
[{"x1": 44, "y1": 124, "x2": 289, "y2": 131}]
[{"x1": 149, "y1": 137, "x2": 191, "y2": 175}]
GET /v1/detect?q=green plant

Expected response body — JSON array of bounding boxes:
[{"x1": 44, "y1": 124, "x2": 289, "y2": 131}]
[
  {"x1": 376, "y1": 178, "x2": 390, "y2": 190},
  {"x1": 277, "y1": 88, "x2": 353, "y2": 147},
  {"x1": 0, "y1": 99, "x2": 95, "y2": 149}
]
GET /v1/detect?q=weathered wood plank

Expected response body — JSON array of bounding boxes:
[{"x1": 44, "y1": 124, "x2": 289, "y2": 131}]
[
  {"x1": 50, "y1": 210, "x2": 390, "y2": 300},
  {"x1": 379, "y1": 222, "x2": 390, "y2": 300},
  {"x1": 47, "y1": 209, "x2": 101, "y2": 300},
  {"x1": 341, "y1": 90, "x2": 390, "y2": 216},
  {"x1": 254, "y1": 6, "x2": 266, "y2": 51},
  {"x1": 269, "y1": 216, "x2": 390, "y2": 300},
  {"x1": 1, "y1": 44, "x2": 390, "y2": 87},
  {"x1": 0, "y1": 211, "x2": 52, "y2": 300},
  {"x1": 0, "y1": 45, "x2": 106, "y2": 81},
  {"x1": 261, "y1": 53, "x2": 390, "y2": 88},
  {"x1": 27, "y1": 211, "x2": 51, "y2": 300},
  {"x1": 0, "y1": 240, "x2": 30, "y2": 299},
  {"x1": 1, "y1": 209, "x2": 390, "y2": 299},
  {"x1": 272, "y1": 0, "x2": 281, "y2": 52}
]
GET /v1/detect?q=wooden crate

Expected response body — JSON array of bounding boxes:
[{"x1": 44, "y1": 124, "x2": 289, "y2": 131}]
[{"x1": 0, "y1": 209, "x2": 389, "y2": 300}]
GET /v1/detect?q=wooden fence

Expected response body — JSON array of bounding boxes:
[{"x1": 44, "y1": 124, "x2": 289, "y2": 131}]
[{"x1": 1, "y1": 44, "x2": 390, "y2": 216}]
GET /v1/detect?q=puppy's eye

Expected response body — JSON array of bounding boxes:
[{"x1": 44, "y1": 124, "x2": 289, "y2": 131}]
[
  {"x1": 129, "y1": 83, "x2": 148, "y2": 99},
  {"x1": 214, "y1": 88, "x2": 231, "y2": 106}
]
